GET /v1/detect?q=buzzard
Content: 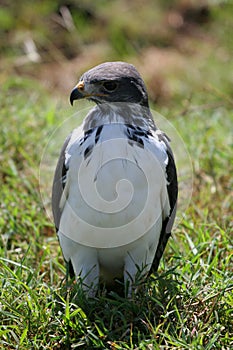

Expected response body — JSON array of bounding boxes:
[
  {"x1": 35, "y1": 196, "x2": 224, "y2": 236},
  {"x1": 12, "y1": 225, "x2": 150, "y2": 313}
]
[{"x1": 52, "y1": 62, "x2": 178, "y2": 297}]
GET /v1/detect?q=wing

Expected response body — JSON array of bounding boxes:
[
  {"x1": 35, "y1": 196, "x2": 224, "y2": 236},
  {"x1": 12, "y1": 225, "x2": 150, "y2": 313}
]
[
  {"x1": 52, "y1": 133, "x2": 76, "y2": 278},
  {"x1": 151, "y1": 139, "x2": 178, "y2": 271},
  {"x1": 52, "y1": 134, "x2": 72, "y2": 232},
  {"x1": 52, "y1": 124, "x2": 95, "y2": 228}
]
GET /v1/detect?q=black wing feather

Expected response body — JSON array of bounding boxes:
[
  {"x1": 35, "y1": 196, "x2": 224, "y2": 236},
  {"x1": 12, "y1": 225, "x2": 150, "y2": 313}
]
[
  {"x1": 151, "y1": 144, "x2": 178, "y2": 271},
  {"x1": 52, "y1": 134, "x2": 71, "y2": 231},
  {"x1": 51, "y1": 134, "x2": 75, "y2": 278}
]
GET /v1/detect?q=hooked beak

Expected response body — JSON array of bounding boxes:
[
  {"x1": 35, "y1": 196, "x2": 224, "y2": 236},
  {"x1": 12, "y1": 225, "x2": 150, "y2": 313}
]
[
  {"x1": 70, "y1": 80, "x2": 107, "y2": 106},
  {"x1": 70, "y1": 81, "x2": 85, "y2": 105}
]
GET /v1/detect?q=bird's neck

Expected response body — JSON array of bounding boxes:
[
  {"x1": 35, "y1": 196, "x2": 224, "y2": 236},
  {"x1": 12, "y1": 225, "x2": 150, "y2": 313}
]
[{"x1": 83, "y1": 102, "x2": 156, "y2": 131}]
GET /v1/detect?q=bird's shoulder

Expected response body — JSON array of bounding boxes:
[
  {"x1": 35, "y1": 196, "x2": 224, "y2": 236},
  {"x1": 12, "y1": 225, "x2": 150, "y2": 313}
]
[{"x1": 65, "y1": 122, "x2": 170, "y2": 155}]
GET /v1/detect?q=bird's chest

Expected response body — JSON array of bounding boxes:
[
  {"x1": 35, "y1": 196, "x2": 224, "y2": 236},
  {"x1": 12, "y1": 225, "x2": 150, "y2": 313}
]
[
  {"x1": 61, "y1": 124, "x2": 169, "y2": 247},
  {"x1": 68, "y1": 125, "x2": 165, "y2": 205}
]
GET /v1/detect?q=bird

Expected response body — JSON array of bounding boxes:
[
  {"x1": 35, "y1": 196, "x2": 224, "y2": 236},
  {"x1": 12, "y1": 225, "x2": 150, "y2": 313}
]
[{"x1": 52, "y1": 61, "x2": 178, "y2": 297}]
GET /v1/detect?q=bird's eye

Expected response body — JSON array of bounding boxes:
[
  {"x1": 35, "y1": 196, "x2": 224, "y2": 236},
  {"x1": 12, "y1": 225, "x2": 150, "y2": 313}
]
[{"x1": 102, "y1": 81, "x2": 118, "y2": 92}]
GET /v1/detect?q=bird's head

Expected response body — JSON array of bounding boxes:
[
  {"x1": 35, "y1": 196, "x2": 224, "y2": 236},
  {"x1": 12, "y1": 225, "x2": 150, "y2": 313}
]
[{"x1": 70, "y1": 61, "x2": 149, "y2": 107}]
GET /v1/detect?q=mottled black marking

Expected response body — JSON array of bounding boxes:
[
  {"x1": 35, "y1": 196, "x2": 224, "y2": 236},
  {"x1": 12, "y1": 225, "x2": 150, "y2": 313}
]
[
  {"x1": 126, "y1": 124, "x2": 152, "y2": 137},
  {"x1": 79, "y1": 129, "x2": 93, "y2": 146},
  {"x1": 136, "y1": 137, "x2": 144, "y2": 147},
  {"x1": 95, "y1": 125, "x2": 103, "y2": 144},
  {"x1": 125, "y1": 124, "x2": 136, "y2": 130},
  {"x1": 125, "y1": 126, "x2": 147, "y2": 148},
  {"x1": 84, "y1": 144, "x2": 94, "y2": 159},
  {"x1": 134, "y1": 129, "x2": 148, "y2": 137}
]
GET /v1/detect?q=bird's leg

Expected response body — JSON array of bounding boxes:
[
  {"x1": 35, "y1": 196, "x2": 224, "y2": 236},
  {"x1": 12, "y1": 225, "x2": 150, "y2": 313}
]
[
  {"x1": 124, "y1": 260, "x2": 139, "y2": 297},
  {"x1": 124, "y1": 253, "x2": 141, "y2": 298},
  {"x1": 76, "y1": 265, "x2": 99, "y2": 298},
  {"x1": 124, "y1": 250, "x2": 150, "y2": 297},
  {"x1": 71, "y1": 248, "x2": 99, "y2": 298}
]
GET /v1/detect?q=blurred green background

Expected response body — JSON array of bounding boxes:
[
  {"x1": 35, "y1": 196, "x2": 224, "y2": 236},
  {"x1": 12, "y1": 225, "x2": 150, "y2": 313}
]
[{"x1": 1, "y1": 0, "x2": 232, "y2": 105}]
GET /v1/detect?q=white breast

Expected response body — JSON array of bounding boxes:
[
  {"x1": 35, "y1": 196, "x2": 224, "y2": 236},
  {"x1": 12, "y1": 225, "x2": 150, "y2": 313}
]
[{"x1": 59, "y1": 123, "x2": 170, "y2": 249}]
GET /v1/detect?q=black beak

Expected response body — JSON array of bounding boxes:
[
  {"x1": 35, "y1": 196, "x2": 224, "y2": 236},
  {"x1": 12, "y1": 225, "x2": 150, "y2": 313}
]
[{"x1": 70, "y1": 87, "x2": 84, "y2": 106}]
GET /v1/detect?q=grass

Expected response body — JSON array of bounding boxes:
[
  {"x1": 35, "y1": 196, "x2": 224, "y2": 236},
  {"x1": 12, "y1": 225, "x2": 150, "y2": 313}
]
[
  {"x1": 0, "y1": 75, "x2": 232, "y2": 350},
  {"x1": 1, "y1": 1, "x2": 233, "y2": 349}
]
